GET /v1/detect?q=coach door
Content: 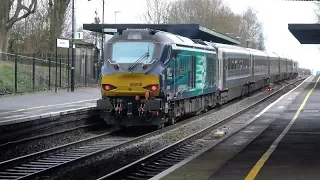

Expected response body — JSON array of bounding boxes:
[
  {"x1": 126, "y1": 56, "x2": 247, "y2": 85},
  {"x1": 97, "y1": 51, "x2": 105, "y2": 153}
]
[
  {"x1": 217, "y1": 50, "x2": 225, "y2": 89},
  {"x1": 250, "y1": 53, "x2": 254, "y2": 81}
]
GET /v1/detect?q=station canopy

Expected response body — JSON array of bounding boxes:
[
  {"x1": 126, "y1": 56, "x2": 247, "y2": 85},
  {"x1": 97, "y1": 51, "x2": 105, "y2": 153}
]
[
  {"x1": 83, "y1": 24, "x2": 240, "y2": 45},
  {"x1": 288, "y1": 24, "x2": 320, "y2": 44}
]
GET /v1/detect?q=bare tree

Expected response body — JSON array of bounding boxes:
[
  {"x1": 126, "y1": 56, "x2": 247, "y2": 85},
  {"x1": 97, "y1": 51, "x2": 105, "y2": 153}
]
[
  {"x1": 167, "y1": 0, "x2": 245, "y2": 36},
  {"x1": 314, "y1": 1, "x2": 320, "y2": 23},
  {"x1": 0, "y1": 0, "x2": 37, "y2": 53},
  {"x1": 8, "y1": 0, "x2": 50, "y2": 54},
  {"x1": 232, "y1": 7, "x2": 263, "y2": 49},
  {"x1": 48, "y1": 0, "x2": 71, "y2": 52},
  {"x1": 139, "y1": 0, "x2": 171, "y2": 24},
  {"x1": 256, "y1": 31, "x2": 265, "y2": 50},
  {"x1": 139, "y1": 0, "x2": 265, "y2": 50},
  {"x1": 168, "y1": 0, "x2": 240, "y2": 33}
]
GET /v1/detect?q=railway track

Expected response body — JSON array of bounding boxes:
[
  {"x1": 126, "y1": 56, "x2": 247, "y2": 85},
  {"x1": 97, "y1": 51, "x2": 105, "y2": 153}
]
[
  {"x1": 0, "y1": 77, "x2": 306, "y2": 180},
  {"x1": 96, "y1": 78, "x2": 306, "y2": 180},
  {"x1": 0, "y1": 109, "x2": 99, "y2": 146},
  {"x1": 0, "y1": 127, "x2": 126, "y2": 180},
  {"x1": 0, "y1": 121, "x2": 105, "y2": 148},
  {"x1": 0, "y1": 124, "x2": 179, "y2": 180}
]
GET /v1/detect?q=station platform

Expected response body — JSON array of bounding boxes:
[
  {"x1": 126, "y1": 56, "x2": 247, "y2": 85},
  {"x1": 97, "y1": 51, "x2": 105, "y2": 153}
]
[
  {"x1": 0, "y1": 88, "x2": 100, "y2": 125},
  {"x1": 157, "y1": 75, "x2": 320, "y2": 180}
]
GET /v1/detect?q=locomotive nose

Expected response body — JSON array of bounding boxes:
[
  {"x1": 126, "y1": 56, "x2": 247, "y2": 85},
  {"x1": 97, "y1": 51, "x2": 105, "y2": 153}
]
[{"x1": 100, "y1": 73, "x2": 160, "y2": 97}]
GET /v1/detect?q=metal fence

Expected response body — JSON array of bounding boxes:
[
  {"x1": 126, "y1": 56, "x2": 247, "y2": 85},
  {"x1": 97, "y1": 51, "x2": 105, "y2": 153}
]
[{"x1": 0, "y1": 52, "x2": 101, "y2": 95}]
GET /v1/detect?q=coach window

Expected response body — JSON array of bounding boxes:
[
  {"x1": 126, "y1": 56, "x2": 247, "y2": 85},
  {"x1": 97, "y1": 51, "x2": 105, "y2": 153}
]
[
  {"x1": 231, "y1": 58, "x2": 234, "y2": 69},
  {"x1": 232, "y1": 59, "x2": 235, "y2": 69}
]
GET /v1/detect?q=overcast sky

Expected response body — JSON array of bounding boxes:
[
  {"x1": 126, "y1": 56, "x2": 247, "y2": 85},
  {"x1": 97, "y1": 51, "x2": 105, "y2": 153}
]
[{"x1": 76, "y1": 0, "x2": 320, "y2": 72}]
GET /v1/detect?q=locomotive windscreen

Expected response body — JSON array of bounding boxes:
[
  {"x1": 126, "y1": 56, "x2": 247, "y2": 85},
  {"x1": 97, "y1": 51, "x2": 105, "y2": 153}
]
[{"x1": 111, "y1": 42, "x2": 155, "y2": 64}]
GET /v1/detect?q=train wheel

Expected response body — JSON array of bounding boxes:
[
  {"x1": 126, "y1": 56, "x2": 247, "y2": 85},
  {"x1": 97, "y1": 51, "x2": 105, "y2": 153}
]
[
  {"x1": 167, "y1": 117, "x2": 176, "y2": 125},
  {"x1": 245, "y1": 86, "x2": 249, "y2": 96},
  {"x1": 156, "y1": 123, "x2": 165, "y2": 129},
  {"x1": 240, "y1": 85, "x2": 246, "y2": 99}
]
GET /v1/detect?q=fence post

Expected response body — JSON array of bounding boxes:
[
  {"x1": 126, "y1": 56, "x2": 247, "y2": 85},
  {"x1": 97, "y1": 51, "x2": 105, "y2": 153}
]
[
  {"x1": 67, "y1": 49, "x2": 70, "y2": 92},
  {"x1": 85, "y1": 54, "x2": 87, "y2": 86},
  {"x1": 14, "y1": 54, "x2": 18, "y2": 93},
  {"x1": 33, "y1": 53, "x2": 35, "y2": 92},
  {"x1": 60, "y1": 54, "x2": 62, "y2": 88},
  {"x1": 48, "y1": 53, "x2": 51, "y2": 90},
  {"x1": 55, "y1": 40, "x2": 58, "y2": 93}
]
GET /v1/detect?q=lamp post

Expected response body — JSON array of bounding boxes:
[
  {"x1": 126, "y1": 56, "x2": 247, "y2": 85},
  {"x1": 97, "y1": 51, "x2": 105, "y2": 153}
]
[
  {"x1": 234, "y1": 36, "x2": 251, "y2": 48},
  {"x1": 71, "y1": 0, "x2": 75, "y2": 92},
  {"x1": 114, "y1": 11, "x2": 121, "y2": 23},
  {"x1": 88, "y1": 0, "x2": 105, "y2": 75},
  {"x1": 101, "y1": 0, "x2": 105, "y2": 71},
  {"x1": 246, "y1": 39, "x2": 252, "y2": 48}
]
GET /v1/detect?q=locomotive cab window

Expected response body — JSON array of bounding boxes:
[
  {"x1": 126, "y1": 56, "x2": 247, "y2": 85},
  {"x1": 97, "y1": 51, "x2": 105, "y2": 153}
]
[{"x1": 112, "y1": 42, "x2": 155, "y2": 63}]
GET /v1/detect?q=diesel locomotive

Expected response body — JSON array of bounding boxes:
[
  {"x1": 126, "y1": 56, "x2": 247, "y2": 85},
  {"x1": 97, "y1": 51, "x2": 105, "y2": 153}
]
[{"x1": 96, "y1": 28, "x2": 299, "y2": 128}]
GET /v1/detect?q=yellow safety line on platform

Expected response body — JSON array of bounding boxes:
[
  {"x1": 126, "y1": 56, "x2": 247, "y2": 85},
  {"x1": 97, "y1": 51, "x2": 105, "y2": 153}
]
[
  {"x1": 245, "y1": 76, "x2": 320, "y2": 180},
  {"x1": 0, "y1": 99, "x2": 98, "y2": 115}
]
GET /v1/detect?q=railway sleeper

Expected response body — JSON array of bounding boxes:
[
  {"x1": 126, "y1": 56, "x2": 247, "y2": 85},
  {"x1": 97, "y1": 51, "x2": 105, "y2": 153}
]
[
  {"x1": 132, "y1": 172, "x2": 154, "y2": 178},
  {"x1": 143, "y1": 166, "x2": 162, "y2": 172},
  {"x1": 6, "y1": 169, "x2": 39, "y2": 173},
  {"x1": 127, "y1": 175, "x2": 146, "y2": 180},
  {"x1": 148, "y1": 163, "x2": 170, "y2": 169},
  {"x1": 0, "y1": 175, "x2": 22, "y2": 179},
  {"x1": 138, "y1": 169, "x2": 158, "y2": 175},
  {"x1": 165, "y1": 154, "x2": 188, "y2": 159},
  {"x1": 161, "y1": 156, "x2": 182, "y2": 162},
  {"x1": 0, "y1": 171, "x2": 30, "y2": 175},
  {"x1": 156, "y1": 159, "x2": 177, "y2": 165}
]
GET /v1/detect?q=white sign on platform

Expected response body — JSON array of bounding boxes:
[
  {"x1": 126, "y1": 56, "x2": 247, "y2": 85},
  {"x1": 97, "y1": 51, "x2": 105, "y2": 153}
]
[
  {"x1": 75, "y1": 32, "x2": 83, "y2": 40},
  {"x1": 56, "y1": 39, "x2": 70, "y2": 48},
  {"x1": 103, "y1": 28, "x2": 117, "y2": 33}
]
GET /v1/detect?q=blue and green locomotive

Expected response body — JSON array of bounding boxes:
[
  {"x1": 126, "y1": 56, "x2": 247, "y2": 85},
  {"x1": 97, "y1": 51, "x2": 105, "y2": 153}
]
[{"x1": 96, "y1": 28, "x2": 298, "y2": 128}]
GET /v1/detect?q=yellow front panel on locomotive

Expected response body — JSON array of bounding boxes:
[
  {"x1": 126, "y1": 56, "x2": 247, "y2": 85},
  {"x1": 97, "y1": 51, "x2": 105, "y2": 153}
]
[{"x1": 101, "y1": 73, "x2": 160, "y2": 97}]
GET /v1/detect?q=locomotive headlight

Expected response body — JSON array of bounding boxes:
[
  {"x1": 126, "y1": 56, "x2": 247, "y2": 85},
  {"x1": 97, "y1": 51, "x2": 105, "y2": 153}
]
[
  {"x1": 143, "y1": 84, "x2": 158, "y2": 91},
  {"x1": 102, "y1": 84, "x2": 117, "y2": 91},
  {"x1": 151, "y1": 85, "x2": 157, "y2": 91}
]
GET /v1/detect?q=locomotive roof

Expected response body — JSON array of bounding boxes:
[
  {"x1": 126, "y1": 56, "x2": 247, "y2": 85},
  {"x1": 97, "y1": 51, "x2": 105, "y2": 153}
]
[
  {"x1": 161, "y1": 31, "x2": 216, "y2": 51},
  {"x1": 106, "y1": 29, "x2": 216, "y2": 52}
]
